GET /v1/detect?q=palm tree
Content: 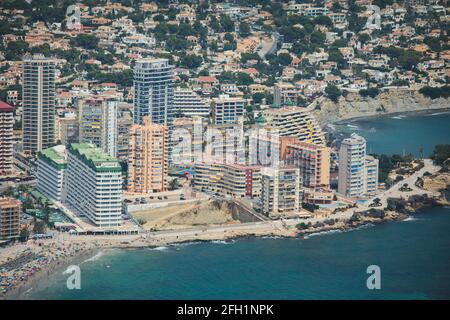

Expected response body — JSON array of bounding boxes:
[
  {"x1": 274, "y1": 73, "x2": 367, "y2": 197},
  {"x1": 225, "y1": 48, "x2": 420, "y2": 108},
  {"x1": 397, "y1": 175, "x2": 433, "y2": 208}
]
[
  {"x1": 2, "y1": 186, "x2": 14, "y2": 197},
  {"x1": 43, "y1": 201, "x2": 51, "y2": 224}
]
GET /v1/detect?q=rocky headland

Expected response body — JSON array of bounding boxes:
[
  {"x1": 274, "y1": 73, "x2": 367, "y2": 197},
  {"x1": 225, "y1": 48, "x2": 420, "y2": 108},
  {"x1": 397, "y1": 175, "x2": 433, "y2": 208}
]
[{"x1": 313, "y1": 88, "x2": 450, "y2": 125}]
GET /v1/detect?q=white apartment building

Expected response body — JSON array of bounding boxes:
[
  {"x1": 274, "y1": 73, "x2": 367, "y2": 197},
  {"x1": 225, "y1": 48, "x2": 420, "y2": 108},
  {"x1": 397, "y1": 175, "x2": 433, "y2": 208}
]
[
  {"x1": 173, "y1": 87, "x2": 210, "y2": 118},
  {"x1": 133, "y1": 58, "x2": 174, "y2": 127},
  {"x1": 172, "y1": 116, "x2": 204, "y2": 165},
  {"x1": 260, "y1": 166, "x2": 301, "y2": 217},
  {"x1": 220, "y1": 83, "x2": 241, "y2": 95},
  {"x1": 204, "y1": 117, "x2": 246, "y2": 165},
  {"x1": 273, "y1": 82, "x2": 299, "y2": 106},
  {"x1": 37, "y1": 145, "x2": 67, "y2": 202},
  {"x1": 211, "y1": 95, "x2": 245, "y2": 125},
  {"x1": 338, "y1": 134, "x2": 379, "y2": 198},
  {"x1": 64, "y1": 143, "x2": 122, "y2": 227},
  {"x1": 0, "y1": 101, "x2": 14, "y2": 175},
  {"x1": 364, "y1": 155, "x2": 379, "y2": 196},
  {"x1": 262, "y1": 106, "x2": 326, "y2": 146},
  {"x1": 78, "y1": 97, "x2": 118, "y2": 157},
  {"x1": 194, "y1": 162, "x2": 262, "y2": 198}
]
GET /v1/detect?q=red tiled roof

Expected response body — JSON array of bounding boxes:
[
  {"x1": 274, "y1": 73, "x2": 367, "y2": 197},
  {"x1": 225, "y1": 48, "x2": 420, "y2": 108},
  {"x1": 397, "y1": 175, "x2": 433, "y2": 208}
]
[
  {"x1": 196, "y1": 76, "x2": 217, "y2": 83},
  {"x1": 0, "y1": 101, "x2": 13, "y2": 112}
]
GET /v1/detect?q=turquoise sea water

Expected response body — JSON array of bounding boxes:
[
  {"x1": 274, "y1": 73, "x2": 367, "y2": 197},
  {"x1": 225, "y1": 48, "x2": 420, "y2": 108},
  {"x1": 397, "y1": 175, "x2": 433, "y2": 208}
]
[
  {"x1": 30, "y1": 112, "x2": 450, "y2": 300},
  {"x1": 332, "y1": 111, "x2": 450, "y2": 156},
  {"x1": 31, "y1": 207, "x2": 450, "y2": 300}
]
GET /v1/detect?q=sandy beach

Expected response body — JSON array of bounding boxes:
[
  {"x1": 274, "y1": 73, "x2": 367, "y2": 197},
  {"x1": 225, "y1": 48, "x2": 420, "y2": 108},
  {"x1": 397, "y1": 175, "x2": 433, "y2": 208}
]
[
  {"x1": 0, "y1": 222, "x2": 297, "y2": 299},
  {"x1": 1, "y1": 159, "x2": 447, "y2": 300},
  {"x1": 0, "y1": 208, "x2": 417, "y2": 300}
]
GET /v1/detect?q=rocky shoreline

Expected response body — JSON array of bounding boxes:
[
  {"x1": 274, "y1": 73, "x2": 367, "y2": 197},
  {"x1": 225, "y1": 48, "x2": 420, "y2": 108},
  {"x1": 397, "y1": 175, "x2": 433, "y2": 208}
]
[
  {"x1": 331, "y1": 107, "x2": 450, "y2": 126},
  {"x1": 313, "y1": 88, "x2": 450, "y2": 126},
  {"x1": 4, "y1": 172, "x2": 449, "y2": 300},
  {"x1": 9, "y1": 198, "x2": 443, "y2": 300}
]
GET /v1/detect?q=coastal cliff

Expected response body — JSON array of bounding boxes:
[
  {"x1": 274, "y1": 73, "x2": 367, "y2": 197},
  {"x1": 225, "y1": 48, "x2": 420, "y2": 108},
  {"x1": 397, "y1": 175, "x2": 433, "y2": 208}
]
[{"x1": 313, "y1": 88, "x2": 450, "y2": 125}]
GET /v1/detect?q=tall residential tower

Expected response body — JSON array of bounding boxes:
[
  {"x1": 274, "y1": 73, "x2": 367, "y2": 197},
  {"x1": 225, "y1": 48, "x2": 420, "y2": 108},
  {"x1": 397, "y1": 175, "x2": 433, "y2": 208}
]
[
  {"x1": 128, "y1": 116, "x2": 168, "y2": 194},
  {"x1": 133, "y1": 58, "x2": 174, "y2": 127},
  {"x1": 22, "y1": 55, "x2": 56, "y2": 155},
  {"x1": 64, "y1": 143, "x2": 122, "y2": 227},
  {"x1": 338, "y1": 134, "x2": 379, "y2": 198},
  {"x1": 78, "y1": 97, "x2": 118, "y2": 157},
  {"x1": 0, "y1": 101, "x2": 14, "y2": 175}
]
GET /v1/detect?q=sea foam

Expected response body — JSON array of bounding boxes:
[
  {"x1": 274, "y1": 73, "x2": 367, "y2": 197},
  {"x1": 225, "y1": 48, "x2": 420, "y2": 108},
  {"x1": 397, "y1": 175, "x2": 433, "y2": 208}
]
[{"x1": 83, "y1": 251, "x2": 104, "y2": 263}]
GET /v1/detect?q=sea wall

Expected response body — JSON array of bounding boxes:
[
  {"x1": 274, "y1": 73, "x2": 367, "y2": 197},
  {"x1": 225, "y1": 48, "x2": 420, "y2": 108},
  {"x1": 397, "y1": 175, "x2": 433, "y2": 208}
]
[{"x1": 313, "y1": 88, "x2": 450, "y2": 125}]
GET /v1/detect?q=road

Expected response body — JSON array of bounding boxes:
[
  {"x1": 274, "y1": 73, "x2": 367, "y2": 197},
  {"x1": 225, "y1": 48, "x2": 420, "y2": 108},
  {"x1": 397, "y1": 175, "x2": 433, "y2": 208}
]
[
  {"x1": 16, "y1": 160, "x2": 441, "y2": 247},
  {"x1": 327, "y1": 158, "x2": 441, "y2": 222},
  {"x1": 367, "y1": 158, "x2": 440, "y2": 208},
  {"x1": 66, "y1": 159, "x2": 441, "y2": 245}
]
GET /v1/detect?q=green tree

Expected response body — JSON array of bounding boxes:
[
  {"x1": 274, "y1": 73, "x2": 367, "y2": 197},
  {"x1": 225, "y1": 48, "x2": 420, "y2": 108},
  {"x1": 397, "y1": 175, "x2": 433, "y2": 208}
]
[
  {"x1": 220, "y1": 14, "x2": 235, "y2": 32},
  {"x1": 277, "y1": 53, "x2": 292, "y2": 66},
  {"x1": 236, "y1": 72, "x2": 254, "y2": 86},
  {"x1": 419, "y1": 86, "x2": 450, "y2": 99},
  {"x1": 325, "y1": 84, "x2": 342, "y2": 102},
  {"x1": 43, "y1": 202, "x2": 51, "y2": 224},
  {"x1": 398, "y1": 50, "x2": 421, "y2": 70},
  {"x1": 310, "y1": 31, "x2": 326, "y2": 46},
  {"x1": 70, "y1": 34, "x2": 99, "y2": 50},
  {"x1": 1, "y1": 187, "x2": 14, "y2": 197},
  {"x1": 224, "y1": 33, "x2": 234, "y2": 42},
  {"x1": 5, "y1": 40, "x2": 29, "y2": 60},
  {"x1": 359, "y1": 88, "x2": 379, "y2": 98},
  {"x1": 424, "y1": 36, "x2": 442, "y2": 52},
  {"x1": 328, "y1": 48, "x2": 346, "y2": 66},
  {"x1": 33, "y1": 220, "x2": 46, "y2": 234},
  {"x1": 430, "y1": 144, "x2": 450, "y2": 166},
  {"x1": 373, "y1": 0, "x2": 394, "y2": 9},
  {"x1": 169, "y1": 179, "x2": 181, "y2": 191},
  {"x1": 22, "y1": 198, "x2": 34, "y2": 212},
  {"x1": 314, "y1": 15, "x2": 332, "y2": 27},
  {"x1": 19, "y1": 227, "x2": 30, "y2": 242},
  {"x1": 358, "y1": 33, "x2": 371, "y2": 44},
  {"x1": 239, "y1": 22, "x2": 251, "y2": 37},
  {"x1": 180, "y1": 54, "x2": 203, "y2": 69}
]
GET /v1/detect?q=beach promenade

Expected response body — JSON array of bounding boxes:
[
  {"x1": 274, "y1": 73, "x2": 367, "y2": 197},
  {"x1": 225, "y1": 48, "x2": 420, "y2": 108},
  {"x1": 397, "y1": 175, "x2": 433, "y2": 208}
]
[{"x1": 0, "y1": 159, "x2": 443, "y2": 299}]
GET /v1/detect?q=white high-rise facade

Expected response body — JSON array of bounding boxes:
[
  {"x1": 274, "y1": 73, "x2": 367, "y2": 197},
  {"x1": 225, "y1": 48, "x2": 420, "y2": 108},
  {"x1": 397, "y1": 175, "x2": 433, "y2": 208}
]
[
  {"x1": 211, "y1": 95, "x2": 245, "y2": 125},
  {"x1": 78, "y1": 97, "x2": 118, "y2": 157},
  {"x1": 173, "y1": 87, "x2": 210, "y2": 118},
  {"x1": 63, "y1": 143, "x2": 122, "y2": 227},
  {"x1": 364, "y1": 155, "x2": 379, "y2": 196},
  {"x1": 338, "y1": 134, "x2": 378, "y2": 198},
  {"x1": 37, "y1": 145, "x2": 67, "y2": 202},
  {"x1": 260, "y1": 166, "x2": 301, "y2": 217}
]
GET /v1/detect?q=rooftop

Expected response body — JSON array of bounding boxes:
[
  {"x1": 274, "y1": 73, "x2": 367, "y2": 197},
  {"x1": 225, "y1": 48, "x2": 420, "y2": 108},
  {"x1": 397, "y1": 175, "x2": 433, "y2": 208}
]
[
  {"x1": 68, "y1": 143, "x2": 121, "y2": 171},
  {"x1": 0, "y1": 197, "x2": 20, "y2": 208},
  {"x1": 69, "y1": 143, "x2": 118, "y2": 163},
  {"x1": 40, "y1": 145, "x2": 67, "y2": 166},
  {"x1": 0, "y1": 101, "x2": 13, "y2": 112}
]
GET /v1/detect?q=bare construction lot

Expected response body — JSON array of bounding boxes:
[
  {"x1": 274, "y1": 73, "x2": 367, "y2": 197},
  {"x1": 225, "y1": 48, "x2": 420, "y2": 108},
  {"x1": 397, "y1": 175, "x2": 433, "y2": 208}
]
[{"x1": 131, "y1": 200, "x2": 240, "y2": 231}]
